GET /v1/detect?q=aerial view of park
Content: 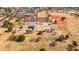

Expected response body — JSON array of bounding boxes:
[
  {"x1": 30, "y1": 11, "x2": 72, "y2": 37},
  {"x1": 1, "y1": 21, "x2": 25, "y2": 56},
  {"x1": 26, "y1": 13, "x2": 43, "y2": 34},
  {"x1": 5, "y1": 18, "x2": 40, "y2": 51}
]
[{"x1": 0, "y1": 7, "x2": 79, "y2": 51}]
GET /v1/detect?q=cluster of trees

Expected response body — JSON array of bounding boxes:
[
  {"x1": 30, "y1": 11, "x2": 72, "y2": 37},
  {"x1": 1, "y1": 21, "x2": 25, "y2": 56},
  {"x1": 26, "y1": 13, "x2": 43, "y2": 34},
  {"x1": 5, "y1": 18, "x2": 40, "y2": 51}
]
[
  {"x1": 7, "y1": 34, "x2": 25, "y2": 42},
  {"x1": 55, "y1": 34, "x2": 69, "y2": 42},
  {"x1": 66, "y1": 41, "x2": 78, "y2": 51},
  {"x1": 3, "y1": 20, "x2": 13, "y2": 32}
]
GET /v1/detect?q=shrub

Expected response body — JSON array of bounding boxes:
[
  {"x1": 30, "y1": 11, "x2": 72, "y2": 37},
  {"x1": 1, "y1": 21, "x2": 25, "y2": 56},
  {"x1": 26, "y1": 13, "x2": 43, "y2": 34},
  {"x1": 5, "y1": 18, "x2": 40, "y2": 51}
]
[
  {"x1": 55, "y1": 35, "x2": 67, "y2": 42},
  {"x1": 3, "y1": 20, "x2": 10, "y2": 28},
  {"x1": 74, "y1": 49, "x2": 79, "y2": 51},
  {"x1": 72, "y1": 41, "x2": 78, "y2": 46},
  {"x1": 37, "y1": 31, "x2": 43, "y2": 35},
  {"x1": 65, "y1": 35, "x2": 69, "y2": 39},
  {"x1": 12, "y1": 31, "x2": 16, "y2": 34},
  {"x1": 39, "y1": 48, "x2": 46, "y2": 51},
  {"x1": 7, "y1": 26, "x2": 13, "y2": 32},
  {"x1": 61, "y1": 17, "x2": 66, "y2": 21},
  {"x1": 15, "y1": 35, "x2": 25, "y2": 42},
  {"x1": 49, "y1": 41, "x2": 56, "y2": 47}
]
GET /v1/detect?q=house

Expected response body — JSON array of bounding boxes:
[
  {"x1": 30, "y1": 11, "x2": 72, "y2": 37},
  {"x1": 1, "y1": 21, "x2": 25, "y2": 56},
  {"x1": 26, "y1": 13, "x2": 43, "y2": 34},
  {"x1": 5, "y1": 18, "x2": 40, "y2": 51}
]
[
  {"x1": 50, "y1": 15, "x2": 67, "y2": 25},
  {"x1": 38, "y1": 10, "x2": 48, "y2": 18},
  {"x1": 27, "y1": 22, "x2": 36, "y2": 30}
]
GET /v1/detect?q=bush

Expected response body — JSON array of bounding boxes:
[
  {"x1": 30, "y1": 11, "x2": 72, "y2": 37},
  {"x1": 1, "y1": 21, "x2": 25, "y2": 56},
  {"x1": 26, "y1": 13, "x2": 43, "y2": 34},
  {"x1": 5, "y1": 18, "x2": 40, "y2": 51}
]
[
  {"x1": 7, "y1": 26, "x2": 13, "y2": 32},
  {"x1": 3, "y1": 20, "x2": 10, "y2": 28},
  {"x1": 55, "y1": 35, "x2": 67, "y2": 42},
  {"x1": 66, "y1": 44, "x2": 74, "y2": 51},
  {"x1": 34, "y1": 39, "x2": 40, "y2": 42},
  {"x1": 37, "y1": 31, "x2": 43, "y2": 35},
  {"x1": 7, "y1": 35, "x2": 16, "y2": 41},
  {"x1": 3, "y1": 20, "x2": 13, "y2": 32},
  {"x1": 49, "y1": 41, "x2": 56, "y2": 47},
  {"x1": 12, "y1": 31, "x2": 16, "y2": 34},
  {"x1": 74, "y1": 49, "x2": 79, "y2": 51},
  {"x1": 61, "y1": 17, "x2": 66, "y2": 21},
  {"x1": 65, "y1": 35, "x2": 69, "y2": 39},
  {"x1": 72, "y1": 41, "x2": 78, "y2": 46},
  {"x1": 34, "y1": 37, "x2": 41, "y2": 42},
  {"x1": 54, "y1": 20, "x2": 57, "y2": 24},
  {"x1": 39, "y1": 48, "x2": 46, "y2": 51},
  {"x1": 7, "y1": 35, "x2": 25, "y2": 42},
  {"x1": 26, "y1": 30, "x2": 32, "y2": 34},
  {"x1": 15, "y1": 35, "x2": 25, "y2": 42}
]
